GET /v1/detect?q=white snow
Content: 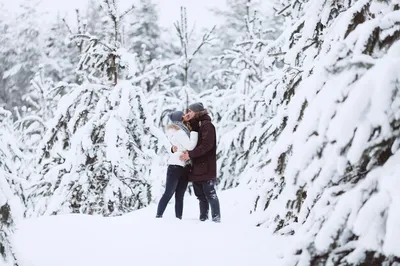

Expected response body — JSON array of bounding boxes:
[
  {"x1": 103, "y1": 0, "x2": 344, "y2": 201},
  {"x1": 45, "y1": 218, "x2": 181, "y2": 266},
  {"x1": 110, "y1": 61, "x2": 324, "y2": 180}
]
[
  {"x1": 2, "y1": 0, "x2": 400, "y2": 265},
  {"x1": 12, "y1": 187, "x2": 291, "y2": 266}
]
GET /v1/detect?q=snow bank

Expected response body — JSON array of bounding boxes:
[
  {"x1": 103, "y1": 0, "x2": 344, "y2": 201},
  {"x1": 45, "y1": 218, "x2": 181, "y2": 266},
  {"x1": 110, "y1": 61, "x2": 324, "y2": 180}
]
[{"x1": 13, "y1": 188, "x2": 291, "y2": 266}]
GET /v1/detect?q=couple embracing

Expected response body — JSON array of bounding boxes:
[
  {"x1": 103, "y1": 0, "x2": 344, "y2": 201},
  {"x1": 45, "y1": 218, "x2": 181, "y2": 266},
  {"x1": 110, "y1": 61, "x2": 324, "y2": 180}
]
[{"x1": 156, "y1": 102, "x2": 221, "y2": 223}]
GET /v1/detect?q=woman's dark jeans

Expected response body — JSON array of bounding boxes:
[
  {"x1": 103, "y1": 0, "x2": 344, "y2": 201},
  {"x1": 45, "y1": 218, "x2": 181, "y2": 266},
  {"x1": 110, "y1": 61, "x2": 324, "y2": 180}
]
[{"x1": 156, "y1": 165, "x2": 189, "y2": 219}]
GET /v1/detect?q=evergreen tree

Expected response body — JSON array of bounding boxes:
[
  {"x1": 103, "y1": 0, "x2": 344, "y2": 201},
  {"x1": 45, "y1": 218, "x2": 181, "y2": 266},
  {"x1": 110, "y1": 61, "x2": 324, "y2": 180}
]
[
  {"x1": 125, "y1": 0, "x2": 161, "y2": 61},
  {"x1": 14, "y1": 69, "x2": 70, "y2": 152},
  {"x1": 43, "y1": 15, "x2": 80, "y2": 84},
  {"x1": 203, "y1": 0, "x2": 400, "y2": 263},
  {"x1": 0, "y1": 1, "x2": 43, "y2": 112},
  {"x1": 233, "y1": 0, "x2": 400, "y2": 264},
  {"x1": 26, "y1": 0, "x2": 171, "y2": 217},
  {"x1": 85, "y1": 0, "x2": 114, "y2": 42},
  {"x1": 0, "y1": 108, "x2": 24, "y2": 266},
  {"x1": 211, "y1": 0, "x2": 282, "y2": 52},
  {"x1": 171, "y1": 7, "x2": 216, "y2": 109},
  {"x1": 203, "y1": 5, "x2": 279, "y2": 189},
  {"x1": 212, "y1": 0, "x2": 252, "y2": 50},
  {"x1": 0, "y1": 1, "x2": 80, "y2": 114},
  {"x1": 0, "y1": 3, "x2": 10, "y2": 110}
]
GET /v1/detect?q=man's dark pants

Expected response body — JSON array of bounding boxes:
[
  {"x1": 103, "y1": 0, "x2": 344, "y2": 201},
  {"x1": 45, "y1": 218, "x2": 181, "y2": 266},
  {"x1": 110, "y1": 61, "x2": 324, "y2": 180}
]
[{"x1": 193, "y1": 180, "x2": 221, "y2": 222}]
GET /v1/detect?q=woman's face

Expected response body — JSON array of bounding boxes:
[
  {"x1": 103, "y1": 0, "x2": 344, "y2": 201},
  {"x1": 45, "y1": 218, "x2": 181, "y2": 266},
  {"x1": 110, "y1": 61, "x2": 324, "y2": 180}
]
[{"x1": 183, "y1": 110, "x2": 195, "y2": 122}]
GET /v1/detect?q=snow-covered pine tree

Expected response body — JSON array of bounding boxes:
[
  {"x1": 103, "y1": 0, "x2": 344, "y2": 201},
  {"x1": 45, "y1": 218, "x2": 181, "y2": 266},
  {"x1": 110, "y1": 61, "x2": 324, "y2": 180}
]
[
  {"x1": 242, "y1": 0, "x2": 400, "y2": 264},
  {"x1": 85, "y1": 0, "x2": 106, "y2": 39},
  {"x1": 124, "y1": 14, "x2": 175, "y2": 93},
  {"x1": 84, "y1": 0, "x2": 122, "y2": 45},
  {"x1": 211, "y1": 0, "x2": 282, "y2": 52},
  {"x1": 43, "y1": 15, "x2": 80, "y2": 84},
  {"x1": 204, "y1": 0, "x2": 284, "y2": 92},
  {"x1": 9, "y1": 13, "x2": 84, "y2": 195},
  {"x1": 0, "y1": 108, "x2": 24, "y2": 266},
  {"x1": 0, "y1": 0, "x2": 43, "y2": 112},
  {"x1": 0, "y1": 3, "x2": 10, "y2": 110},
  {"x1": 25, "y1": 0, "x2": 170, "y2": 217},
  {"x1": 14, "y1": 69, "x2": 70, "y2": 152},
  {"x1": 171, "y1": 6, "x2": 216, "y2": 110},
  {"x1": 0, "y1": 0, "x2": 79, "y2": 114},
  {"x1": 125, "y1": 0, "x2": 161, "y2": 61},
  {"x1": 212, "y1": 0, "x2": 258, "y2": 51},
  {"x1": 203, "y1": 1, "x2": 283, "y2": 189}
]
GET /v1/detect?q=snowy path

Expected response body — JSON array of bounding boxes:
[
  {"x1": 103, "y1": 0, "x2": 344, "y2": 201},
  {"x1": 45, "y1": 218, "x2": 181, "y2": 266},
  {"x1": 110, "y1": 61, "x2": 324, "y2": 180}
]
[{"x1": 13, "y1": 188, "x2": 291, "y2": 266}]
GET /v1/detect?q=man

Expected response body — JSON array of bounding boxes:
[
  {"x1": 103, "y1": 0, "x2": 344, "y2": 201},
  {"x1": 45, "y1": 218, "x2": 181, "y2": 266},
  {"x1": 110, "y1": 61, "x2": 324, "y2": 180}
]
[{"x1": 179, "y1": 102, "x2": 221, "y2": 222}]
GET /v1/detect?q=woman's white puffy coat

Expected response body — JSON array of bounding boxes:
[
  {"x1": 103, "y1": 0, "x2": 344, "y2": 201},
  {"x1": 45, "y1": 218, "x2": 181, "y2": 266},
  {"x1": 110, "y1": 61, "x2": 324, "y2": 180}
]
[{"x1": 166, "y1": 124, "x2": 198, "y2": 167}]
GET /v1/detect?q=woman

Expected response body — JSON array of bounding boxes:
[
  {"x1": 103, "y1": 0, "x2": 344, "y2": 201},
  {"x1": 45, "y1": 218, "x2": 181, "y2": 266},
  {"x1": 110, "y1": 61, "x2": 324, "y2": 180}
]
[{"x1": 156, "y1": 110, "x2": 198, "y2": 219}]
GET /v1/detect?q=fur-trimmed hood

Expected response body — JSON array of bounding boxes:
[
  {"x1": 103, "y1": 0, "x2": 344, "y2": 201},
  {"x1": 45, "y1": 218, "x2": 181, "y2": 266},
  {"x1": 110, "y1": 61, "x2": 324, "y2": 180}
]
[{"x1": 194, "y1": 110, "x2": 211, "y2": 121}]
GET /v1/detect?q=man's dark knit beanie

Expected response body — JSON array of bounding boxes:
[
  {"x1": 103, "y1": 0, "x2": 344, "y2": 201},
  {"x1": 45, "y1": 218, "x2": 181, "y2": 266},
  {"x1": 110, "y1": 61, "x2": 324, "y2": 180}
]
[{"x1": 188, "y1": 102, "x2": 205, "y2": 112}]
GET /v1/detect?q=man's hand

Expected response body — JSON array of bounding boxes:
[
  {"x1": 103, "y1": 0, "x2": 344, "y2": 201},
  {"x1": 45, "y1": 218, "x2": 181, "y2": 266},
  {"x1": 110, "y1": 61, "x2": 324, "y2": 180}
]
[
  {"x1": 180, "y1": 151, "x2": 190, "y2": 161},
  {"x1": 171, "y1": 146, "x2": 178, "y2": 153}
]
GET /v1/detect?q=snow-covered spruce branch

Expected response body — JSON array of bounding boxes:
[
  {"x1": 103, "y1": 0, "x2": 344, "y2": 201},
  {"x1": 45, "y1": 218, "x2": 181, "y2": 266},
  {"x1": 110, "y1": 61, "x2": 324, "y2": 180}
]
[
  {"x1": 70, "y1": 34, "x2": 115, "y2": 51},
  {"x1": 189, "y1": 25, "x2": 217, "y2": 65}
]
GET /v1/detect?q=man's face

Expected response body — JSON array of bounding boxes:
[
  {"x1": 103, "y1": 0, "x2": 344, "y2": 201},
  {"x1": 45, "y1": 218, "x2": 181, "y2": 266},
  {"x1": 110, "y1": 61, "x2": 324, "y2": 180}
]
[{"x1": 183, "y1": 110, "x2": 196, "y2": 122}]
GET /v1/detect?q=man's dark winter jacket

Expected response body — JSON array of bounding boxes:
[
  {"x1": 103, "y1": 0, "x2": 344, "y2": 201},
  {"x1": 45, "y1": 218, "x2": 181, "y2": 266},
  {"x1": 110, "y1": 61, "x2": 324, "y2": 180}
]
[{"x1": 188, "y1": 111, "x2": 217, "y2": 182}]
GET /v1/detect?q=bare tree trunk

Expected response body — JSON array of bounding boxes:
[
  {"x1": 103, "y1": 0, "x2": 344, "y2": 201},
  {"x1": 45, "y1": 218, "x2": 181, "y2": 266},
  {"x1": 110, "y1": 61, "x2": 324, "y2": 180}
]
[
  {"x1": 112, "y1": 54, "x2": 117, "y2": 85},
  {"x1": 111, "y1": 1, "x2": 119, "y2": 85}
]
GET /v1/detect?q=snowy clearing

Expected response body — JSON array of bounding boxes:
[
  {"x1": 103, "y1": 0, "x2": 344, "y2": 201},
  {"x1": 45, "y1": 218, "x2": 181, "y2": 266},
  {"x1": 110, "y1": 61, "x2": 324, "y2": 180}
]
[{"x1": 13, "y1": 188, "x2": 291, "y2": 266}]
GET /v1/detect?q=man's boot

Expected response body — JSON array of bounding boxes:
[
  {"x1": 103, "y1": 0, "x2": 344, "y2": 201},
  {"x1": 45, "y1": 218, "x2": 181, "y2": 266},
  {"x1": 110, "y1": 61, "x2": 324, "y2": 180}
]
[{"x1": 199, "y1": 200, "x2": 209, "y2": 221}]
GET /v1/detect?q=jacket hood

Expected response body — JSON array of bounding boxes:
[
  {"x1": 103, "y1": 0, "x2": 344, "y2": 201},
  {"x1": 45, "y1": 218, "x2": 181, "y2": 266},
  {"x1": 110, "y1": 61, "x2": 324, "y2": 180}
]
[{"x1": 195, "y1": 110, "x2": 211, "y2": 121}]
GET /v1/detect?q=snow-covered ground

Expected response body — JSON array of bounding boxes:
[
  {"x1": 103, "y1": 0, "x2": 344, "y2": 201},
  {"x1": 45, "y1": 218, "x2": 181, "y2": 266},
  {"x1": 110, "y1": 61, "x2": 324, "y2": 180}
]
[{"x1": 13, "y1": 187, "x2": 292, "y2": 266}]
